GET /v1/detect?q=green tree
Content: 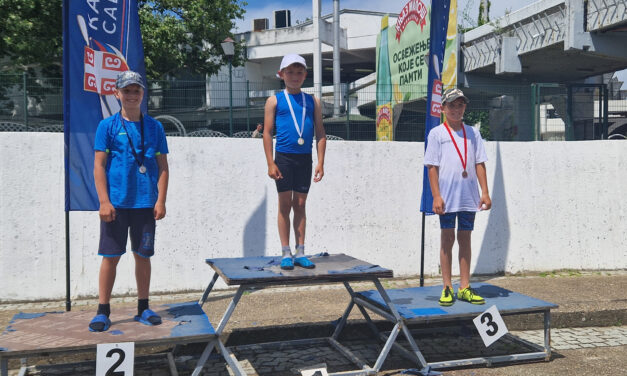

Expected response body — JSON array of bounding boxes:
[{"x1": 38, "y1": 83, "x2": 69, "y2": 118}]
[
  {"x1": 0, "y1": 0, "x2": 63, "y2": 76},
  {"x1": 0, "y1": 0, "x2": 247, "y2": 79},
  {"x1": 138, "y1": 0, "x2": 247, "y2": 79}
]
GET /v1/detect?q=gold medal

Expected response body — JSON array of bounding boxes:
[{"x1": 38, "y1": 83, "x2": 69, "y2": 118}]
[{"x1": 298, "y1": 137, "x2": 305, "y2": 145}]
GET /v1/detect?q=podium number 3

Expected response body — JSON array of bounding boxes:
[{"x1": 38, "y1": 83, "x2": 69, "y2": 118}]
[
  {"x1": 473, "y1": 305, "x2": 508, "y2": 347},
  {"x1": 480, "y1": 312, "x2": 498, "y2": 336},
  {"x1": 105, "y1": 348, "x2": 126, "y2": 376}
]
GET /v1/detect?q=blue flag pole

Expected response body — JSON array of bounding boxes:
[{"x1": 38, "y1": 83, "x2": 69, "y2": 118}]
[{"x1": 420, "y1": 0, "x2": 451, "y2": 286}]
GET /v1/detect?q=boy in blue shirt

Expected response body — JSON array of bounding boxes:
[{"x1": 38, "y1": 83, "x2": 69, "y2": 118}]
[
  {"x1": 89, "y1": 71, "x2": 169, "y2": 332},
  {"x1": 263, "y1": 54, "x2": 327, "y2": 270}
]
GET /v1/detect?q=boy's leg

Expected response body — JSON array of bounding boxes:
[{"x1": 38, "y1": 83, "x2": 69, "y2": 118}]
[
  {"x1": 133, "y1": 252, "x2": 151, "y2": 300},
  {"x1": 133, "y1": 252, "x2": 160, "y2": 324},
  {"x1": 457, "y1": 230, "x2": 472, "y2": 289},
  {"x1": 439, "y1": 228, "x2": 455, "y2": 288},
  {"x1": 91, "y1": 210, "x2": 129, "y2": 331},
  {"x1": 438, "y1": 228, "x2": 456, "y2": 306},
  {"x1": 292, "y1": 192, "x2": 315, "y2": 268},
  {"x1": 455, "y1": 212, "x2": 484, "y2": 304},
  {"x1": 292, "y1": 192, "x2": 308, "y2": 247},
  {"x1": 277, "y1": 191, "x2": 293, "y2": 248},
  {"x1": 98, "y1": 256, "x2": 121, "y2": 304},
  {"x1": 278, "y1": 191, "x2": 295, "y2": 270},
  {"x1": 89, "y1": 256, "x2": 119, "y2": 331}
]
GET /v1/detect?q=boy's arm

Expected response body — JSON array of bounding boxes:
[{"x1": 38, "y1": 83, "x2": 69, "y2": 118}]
[
  {"x1": 313, "y1": 96, "x2": 326, "y2": 182},
  {"x1": 476, "y1": 162, "x2": 491, "y2": 210},
  {"x1": 263, "y1": 96, "x2": 282, "y2": 180},
  {"x1": 154, "y1": 154, "x2": 169, "y2": 220},
  {"x1": 427, "y1": 165, "x2": 445, "y2": 215},
  {"x1": 94, "y1": 151, "x2": 115, "y2": 222}
]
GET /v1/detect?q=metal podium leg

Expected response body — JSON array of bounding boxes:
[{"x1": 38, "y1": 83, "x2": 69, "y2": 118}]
[
  {"x1": 332, "y1": 299, "x2": 355, "y2": 340},
  {"x1": 216, "y1": 286, "x2": 245, "y2": 335},
  {"x1": 341, "y1": 281, "x2": 381, "y2": 340},
  {"x1": 544, "y1": 310, "x2": 552, "y2": 360},
  {"x1": 373, "y1": 279, "x2": 428, "y2": 369},
  {"x1": 191, "y1": 339, "x2": 218, "y2": 376},
  {"x1": 195, "y1": 284, "x2": 247, "y2": 376},
  {"x1": 372, "y1": 322, "x2": 401, "y2": 371},
  {"x1": 1, "y1": 357, "x2": 7, "y2": 376},
  {"x1": 198, "y1": 272, "x2": 220, "y2": 307},
  {"x1": 216, "y1": 339, "x2": 247, "y2": 376}
]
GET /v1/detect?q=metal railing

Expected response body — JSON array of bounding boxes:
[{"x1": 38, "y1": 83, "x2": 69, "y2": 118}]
[{"x1": 2, "y1": 74, "x2": 626, "y2": 141}]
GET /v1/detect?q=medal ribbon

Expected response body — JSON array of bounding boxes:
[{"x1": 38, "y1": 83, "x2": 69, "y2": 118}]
[
  {"x1": 443, "y1": 122, "x2": 467, "y2": 172},
  {"x1": 283, "y1": 90, "x2": 306, "y2": 142},
  {"x1": 119, "y1": 112, "x2": 145, "y2": 169}
]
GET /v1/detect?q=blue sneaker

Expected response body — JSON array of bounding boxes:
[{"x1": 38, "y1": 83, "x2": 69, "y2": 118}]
[
  {"x1": 294, "y1": 257, "x2": 315, "y2": 269},
  {"x1": 280, "y1": 257, "x2": 294, "y2": 270}
]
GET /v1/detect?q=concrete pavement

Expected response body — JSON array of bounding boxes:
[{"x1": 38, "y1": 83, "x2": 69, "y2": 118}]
[{"x1": 1, "y1": 270, "x2": 626, "y2": 375}]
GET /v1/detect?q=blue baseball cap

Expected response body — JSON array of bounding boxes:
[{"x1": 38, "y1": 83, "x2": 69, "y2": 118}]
[{"x1": 115, "y1": 70, "x2": 146, "y2": 89}]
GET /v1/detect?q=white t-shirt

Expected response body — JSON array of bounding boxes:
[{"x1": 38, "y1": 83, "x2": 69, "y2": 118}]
[{"x1": 424, "y1": 123, "x2": 488, "y2": 213}]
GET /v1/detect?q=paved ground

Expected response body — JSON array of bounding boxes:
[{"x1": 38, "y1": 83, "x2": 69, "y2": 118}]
[{"x1": 1, "y1": 271, "x2": 626, "y2": 375}]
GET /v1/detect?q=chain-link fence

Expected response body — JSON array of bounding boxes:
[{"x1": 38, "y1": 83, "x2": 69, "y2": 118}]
[{"x1": 2, "y1": 74, "x2": 626, "y2": 141}]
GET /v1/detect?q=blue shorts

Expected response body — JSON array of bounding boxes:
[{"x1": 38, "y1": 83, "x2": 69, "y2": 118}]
[
  {"x1": 274, "y1": 151, "x2": 312, "y2": 193},
  {"x1": 98, "y1": 208, "x2": 156, "y2": 258},
  {"x1": 439, "y1": 211, "x2": 476, "y2": 231}
]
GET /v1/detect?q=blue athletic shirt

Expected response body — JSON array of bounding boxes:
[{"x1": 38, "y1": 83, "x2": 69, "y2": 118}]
[
  {"x1": 275, "y1": 91, "x2": 315, "y2": 154},
  {"x1": 94, "y1": 112, "x2": 169, "y2": 209}
]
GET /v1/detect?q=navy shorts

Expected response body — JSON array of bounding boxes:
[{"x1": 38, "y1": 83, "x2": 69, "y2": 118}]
[
  {"x1": 439, "y1": 211, "x2": 476, "y2": 231},
  {"x1": 98, "y1": 208, "x2": 156, "y2": 258},
  {"x1": 274, "y1": 152, "x2": 313, "y2": 193}
]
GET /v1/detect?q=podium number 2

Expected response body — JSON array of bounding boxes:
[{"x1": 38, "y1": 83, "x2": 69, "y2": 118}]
[
  {"x1": 105, "y1": 348, "x2": 125, "y2": 376},
  {"x1": 96, "y1": 342, "x2": 134, "y2": 376},
  {"x1": 480, "y1": 312, "x2": 498, "y2": 336}
]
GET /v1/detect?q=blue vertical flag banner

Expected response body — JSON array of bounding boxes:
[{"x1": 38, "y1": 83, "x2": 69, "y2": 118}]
[
  {"x1": 420, "y1": 0, "x2": 451, "y2": 215},
  {"x1": 63, "y1": 0, "x2": 147, "y2": 211}
]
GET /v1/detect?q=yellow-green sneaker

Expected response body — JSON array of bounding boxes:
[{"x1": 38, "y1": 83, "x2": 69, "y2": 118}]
[
  {"x1": 457, "y1": 286, "x2": 485, "y2": 304},
  {"x1": 438, "y1": 286, "x2": 455, "y2": 306}
]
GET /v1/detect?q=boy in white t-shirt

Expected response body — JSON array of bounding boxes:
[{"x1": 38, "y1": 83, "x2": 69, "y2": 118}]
[{"x1": 424, "y1": 88, "x2": 492, "y2": 307}]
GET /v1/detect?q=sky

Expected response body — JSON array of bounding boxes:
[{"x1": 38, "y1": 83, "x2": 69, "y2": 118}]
[
  {"x1": 234, "y1": 0, "x2": 539, "y2": 32},
  {"x1": 235, "y1": 0, "x2": 626, "y2": 88}
]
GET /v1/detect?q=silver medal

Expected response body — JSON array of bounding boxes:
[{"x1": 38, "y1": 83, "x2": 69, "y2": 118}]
[
  {"x1": 139, "y1": 165, "x2": 147, "y2": 174},
  {"x1": 284, "y1": 90, "x2": 307, "y2": 147}
]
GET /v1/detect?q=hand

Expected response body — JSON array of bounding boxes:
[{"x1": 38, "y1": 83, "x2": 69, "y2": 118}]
[
  {"x1": 267, "y1": 163, "x2": 283, "y2": 180},
  {"x1": 154, "y1": 202, "x2": 166, "y2": 220},
  {"x1": 313, "y1": 163, "x2": 324, "y2": 182},
  {"x1": 99, "y1": 202, "x2": 116, "y2": 222},
  {"x1": 479, "y1": 194, "x2": 492, "y2": 211},
  {"x1": 432, "y1": 196, "x2": 445, "y2": 215}
]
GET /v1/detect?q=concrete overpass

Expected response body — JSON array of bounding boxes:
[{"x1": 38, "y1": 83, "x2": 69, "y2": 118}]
[{"x1": 460, "y1": 0, "x2": 627, "y2": 84}]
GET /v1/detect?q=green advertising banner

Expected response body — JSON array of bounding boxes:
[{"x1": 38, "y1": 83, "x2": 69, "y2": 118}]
[{"x1": 376, "y1": 0, "x2": 458, "y2": 140}]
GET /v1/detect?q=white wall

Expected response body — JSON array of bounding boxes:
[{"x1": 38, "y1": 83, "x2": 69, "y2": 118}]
[{"x1": 1, "y1": 133, "x2": 626, "y2": 301}]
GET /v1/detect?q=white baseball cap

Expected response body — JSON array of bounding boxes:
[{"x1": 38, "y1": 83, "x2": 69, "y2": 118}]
[{"x1": 276, "y1": 54, "x2": 307, "y2": 78}]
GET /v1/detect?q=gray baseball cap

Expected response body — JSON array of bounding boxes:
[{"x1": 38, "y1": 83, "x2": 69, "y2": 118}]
[
  {"x1": 115, "y1": 70, "x2": 146, "y2": 89},
  {"x1": 442, "y1": 88, "x2": 469, "y2": 104}
]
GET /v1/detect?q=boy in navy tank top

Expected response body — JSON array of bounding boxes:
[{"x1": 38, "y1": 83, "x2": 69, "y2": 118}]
[{"x1": 263, "y1": 54, "x2": 327, "y2": 270}]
